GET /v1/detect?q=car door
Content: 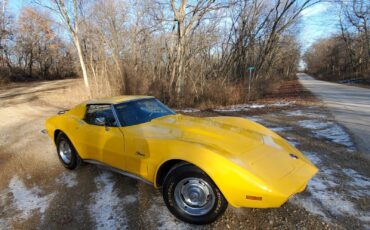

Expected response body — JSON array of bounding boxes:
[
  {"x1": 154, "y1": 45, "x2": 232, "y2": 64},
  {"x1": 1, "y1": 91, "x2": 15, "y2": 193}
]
[
  {"x1": 119, "y1": 125, "x2": 150, "y2": 179},
  {"x1": 114, "y1": 102, "x2": 151, "y2": 179},
  {"x1": 77, "y1": 104, "x2": 126, "y2": 170}
]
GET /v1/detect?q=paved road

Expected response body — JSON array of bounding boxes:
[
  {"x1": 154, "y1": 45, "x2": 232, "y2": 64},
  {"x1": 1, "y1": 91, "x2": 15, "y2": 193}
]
[{"x1": 298, "y1": 73, "x2": 370, "y2": 155}]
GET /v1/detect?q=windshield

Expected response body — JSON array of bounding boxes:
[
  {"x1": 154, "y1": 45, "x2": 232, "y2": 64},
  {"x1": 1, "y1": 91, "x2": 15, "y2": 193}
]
[{"x1": 114, "y1": 98, "x2": 175, "y2": 126}]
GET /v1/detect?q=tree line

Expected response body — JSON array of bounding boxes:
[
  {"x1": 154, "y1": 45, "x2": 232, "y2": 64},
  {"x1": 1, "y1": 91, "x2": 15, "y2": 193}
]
[
  {"x1": 304, "y1": 0, "x2": 369, "y2": 82},
  {"x1": 0, "y1": 0, "x2": 316, "y2": 107}
]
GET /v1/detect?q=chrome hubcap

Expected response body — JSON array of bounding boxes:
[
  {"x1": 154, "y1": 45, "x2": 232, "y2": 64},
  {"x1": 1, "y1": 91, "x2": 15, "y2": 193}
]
[
  {"x1": 174, "y1": 178, "x2": 215, "y2": 216},
  {"x1": 59, "y1": 140, "x2": 72, "y2": 164}
]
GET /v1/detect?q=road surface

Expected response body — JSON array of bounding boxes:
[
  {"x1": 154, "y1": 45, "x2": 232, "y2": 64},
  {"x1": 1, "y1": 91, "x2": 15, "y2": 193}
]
[{"x1": 298, "y1": 73, "x2": 370, "y2": 156}]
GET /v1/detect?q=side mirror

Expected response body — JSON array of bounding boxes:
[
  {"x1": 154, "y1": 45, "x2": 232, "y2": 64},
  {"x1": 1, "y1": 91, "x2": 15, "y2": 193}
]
[{"x1": 95, "y1": 117, "x2": 106, "y2": 126}]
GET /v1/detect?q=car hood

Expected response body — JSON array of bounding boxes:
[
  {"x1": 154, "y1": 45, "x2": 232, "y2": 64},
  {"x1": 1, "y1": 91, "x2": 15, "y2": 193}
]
[
  {"x1": 149, "y1": 114, "x2": 264, "y2": 153},
  {"x1": 145, "y1": 114, "x2": 317, "y2": 183}
]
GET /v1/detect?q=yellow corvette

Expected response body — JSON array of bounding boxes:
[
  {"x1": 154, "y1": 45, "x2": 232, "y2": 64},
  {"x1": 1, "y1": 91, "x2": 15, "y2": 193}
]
[{"x1": 44, "y1": 96, "x2": 317, "y2": 224}]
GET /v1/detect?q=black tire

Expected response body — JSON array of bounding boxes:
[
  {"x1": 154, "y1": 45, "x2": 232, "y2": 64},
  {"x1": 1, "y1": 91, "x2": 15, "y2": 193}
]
[
  {"x1": 56, "y1": 132, "x2": 82, "y2": 170},
  {"x1": 162, "y1": 164, "x2": 228, "y2": 225}
]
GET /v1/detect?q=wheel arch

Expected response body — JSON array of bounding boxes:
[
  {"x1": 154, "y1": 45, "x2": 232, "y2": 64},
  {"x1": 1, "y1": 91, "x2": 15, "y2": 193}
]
[
  {"x1": 155, "y1": 159, "x2": 187, "y2": 188},
  {"x1": 154, "y1": 157, "x2": 225, "y2": 193},
  {"x1": 54, "y1": 129, "x2": 63, "y2": 144}
]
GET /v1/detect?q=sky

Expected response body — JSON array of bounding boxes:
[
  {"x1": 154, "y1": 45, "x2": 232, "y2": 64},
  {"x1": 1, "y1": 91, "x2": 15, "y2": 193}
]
[
  {"x1": 8, "y1": 0, "x2": 340, "y2": 55},
  {"x1": 299, "y1": 2, "x2": 340, "y2": 52}
]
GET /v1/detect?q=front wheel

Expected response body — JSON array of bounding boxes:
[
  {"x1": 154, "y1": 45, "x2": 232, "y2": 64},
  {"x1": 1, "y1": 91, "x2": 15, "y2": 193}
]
[
  {"x1": 162, "y1": 164, "x2": 228, "y2": 225},
  {"x1": 56, "y1": 132, "x2": 82, "y2": 170}
]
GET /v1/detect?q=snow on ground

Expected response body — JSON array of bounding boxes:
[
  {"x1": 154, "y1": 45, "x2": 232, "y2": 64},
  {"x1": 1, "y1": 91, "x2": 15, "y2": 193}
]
[
  {"x1": 270, "y1": 101, "x2": 294, "y2": 107},
  {"x1": 89, "y1": 171, "x2": 136, "y2": 230},
  {"x1": 55, "y1": 172, "x2": 77, "y2": 188},
  {"x1": 146, "y1": 196, "x2": 189, "y2": 230},
  {"x1": 244, "y1": 116, "x2": 264, "y2": 123},
  {"x1": 297, "y1": 120, "x2": 355, "y2": 150},
  {"x1": 175, "y1": 108, "x2": 201, "y2": 113},
  {"x1": 6, "y1": 176, "x2": 56, "y2": 222},
  {"x1": 174, "y1": 101, "x2": 295, "y2": 113},
  {"x1": 341, "y1": 168, "x2": 370, "y2": 198},
  {"x1": 213, "y1": 104, "x2": 250, "y2": 112},
  {"x1": 269, "y1": 126, "x2": 293, "y2": 132},
  {"x1": 303, "y1": 151, "x2": 322, "y2": 165},
  {"x1": 291, "y1": 152, "x2": 370, "y2": 225},
  {"x1": 0, "y1": 218, "x2": 7, "y2": 229},
  {"x1": 285, "y1": 109, "x2": 326, "y2": 119},
  {"x1": 298, "y1": 120, "x2": 331, "y2": 130},
  {"x1": 286, "y1": 137, "x2": 300, "y2": 147},
  {"x1": 249, "y1": 104, "x2": 266, "y2": 109},
  {"x1": 213, "y1": 101, "x2": 294, "y2": 112}
]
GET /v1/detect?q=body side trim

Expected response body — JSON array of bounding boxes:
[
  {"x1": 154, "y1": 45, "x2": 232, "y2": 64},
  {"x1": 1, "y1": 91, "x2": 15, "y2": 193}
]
[{"x1": 84, "y1": 159, "x2": 153, "y2": 185}]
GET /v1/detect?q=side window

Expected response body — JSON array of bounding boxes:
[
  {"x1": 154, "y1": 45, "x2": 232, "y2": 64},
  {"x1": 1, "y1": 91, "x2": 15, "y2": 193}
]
[{"x1": 84, "y1": 104, "x2": 117, "y2": 127}]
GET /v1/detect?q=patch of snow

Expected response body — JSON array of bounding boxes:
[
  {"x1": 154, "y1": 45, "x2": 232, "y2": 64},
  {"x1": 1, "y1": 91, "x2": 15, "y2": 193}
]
[
  {"x1": 244, "y1": 116, "x2": 264, "y2": 123},
  {"x1": 122, "y1": 194, "x2": 137, "y2": 204},
  {"x1": 271, "y1": 101, "x2": 294, "y2": 107},
  {"x1": 297, "y1": 120, "x2": 355, "y2": 150},
  {"x1": 90, "y1": 171, "x2": 136, "y2": 230},
  {"x1": 285, "y1": 110, "x2": 305, "y2": 116},
  {"x1": 291, "y1": 158, "x2": 370, "y2": 224},
  {"x1": 286, "y1": 137, "x2": 300, "y2": 147},
  {"x1": 0, "y1": 219, "x2": 7, "y2": 229},
  {"x1": 285, "y1": 110, "x2": 326, "y2": 118},
  {"x1": 175, "y1": 108, "x2": 200, "y2": 113},
  {"x1": 249, "y1": 104, "x2": 266, "y2": 108},
  {"x1": 342, "y1": 168, "x2": 370, "y2": 198},
  {"x1": 269, "y1": 126, "x2": 293, "y2": 132},
  {"x1": 314, "y1": 125, "x2": 355, "y2": 150},
  {"x1": 303, "y1": 151, "x2": 322, "y2": 165},
  {"x1": 55, "y1": 172, "x2": 77, "y2": 188},
  {"x1": 147, "y1": 197, "x2": 189, "y2": 230},
  {"x1": 298, "y1": 120, "x2": 330, "y2": 130},
  {"x1": 213, "y1": 104, "x2": 249, "y2": 112},
  {"x1": 213, "y1": 101, "x2": 292, "y2": 112},
  {"x1": 8, "y1": 176, "x2": 55, "y2": 221},
  {"x1": 291, "y1": 196, "x2": 326, "y2": 217},
  {"x1": 213, "y1": 108, "x2": 245, "y2": 112}
]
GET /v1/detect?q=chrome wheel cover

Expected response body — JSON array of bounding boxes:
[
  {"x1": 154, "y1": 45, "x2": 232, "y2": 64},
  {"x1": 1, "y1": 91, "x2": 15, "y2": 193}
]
[
  {"x1": 174, "y1": 177, "x2": 215, "y2": 216},
  {"x1": 59, "y1": 140, "x2": 72, "y2": 164}
]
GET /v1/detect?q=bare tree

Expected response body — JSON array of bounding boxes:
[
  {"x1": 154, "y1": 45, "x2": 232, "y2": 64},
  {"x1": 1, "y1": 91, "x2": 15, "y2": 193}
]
[
  {"x1": 1, "y1": 0, "x2": 318, "y2": 107},
  {"x1": 37, "y1": 0, "x2": 90, "y2": 94}
]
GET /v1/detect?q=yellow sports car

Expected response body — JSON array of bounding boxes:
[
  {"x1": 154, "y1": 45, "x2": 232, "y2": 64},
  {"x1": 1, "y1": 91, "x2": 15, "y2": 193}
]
[{"x1": 44, "y1": 96, "x2": 317, "y2": 224}]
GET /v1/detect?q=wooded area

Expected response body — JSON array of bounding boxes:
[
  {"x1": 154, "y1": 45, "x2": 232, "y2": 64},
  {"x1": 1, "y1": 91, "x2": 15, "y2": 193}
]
[
  {"x1": 304, "y1": 0, "x2": 370, "y2": 83},
  {"x1": 0, "y1": 0, "x2": 316, "y2": 107}
]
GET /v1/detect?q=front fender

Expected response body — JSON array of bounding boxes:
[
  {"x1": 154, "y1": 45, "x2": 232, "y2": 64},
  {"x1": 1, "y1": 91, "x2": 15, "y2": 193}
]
[{"x1": 150, "y1": 139, "x2": 277, "y2": 208}]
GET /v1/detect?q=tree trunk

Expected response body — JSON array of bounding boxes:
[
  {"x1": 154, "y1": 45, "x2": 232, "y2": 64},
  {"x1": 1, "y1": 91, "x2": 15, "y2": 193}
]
[
  {"x1": 175, "y1": 19, "x2": 185, "y2": 102},
  {"x1": 73, "y1": 36, "x2": 90, "y2": 95},
  {"x1": 29, "y1": 52, "x2": 33, "y2": 78}
]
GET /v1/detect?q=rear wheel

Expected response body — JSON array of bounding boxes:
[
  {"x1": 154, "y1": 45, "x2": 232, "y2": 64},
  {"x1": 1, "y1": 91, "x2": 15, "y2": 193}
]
[
  {"x1": 56, "y1": 133, "x2": 82, "y2": 170},
  {"x1": 162, "y1": 164, "x2": 228, "y2": 225}
]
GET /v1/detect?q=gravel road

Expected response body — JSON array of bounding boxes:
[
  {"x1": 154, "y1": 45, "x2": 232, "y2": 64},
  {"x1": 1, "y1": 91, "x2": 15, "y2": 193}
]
[{"x1": 0, "y1": 79, "x2": 369, "y2": 229}]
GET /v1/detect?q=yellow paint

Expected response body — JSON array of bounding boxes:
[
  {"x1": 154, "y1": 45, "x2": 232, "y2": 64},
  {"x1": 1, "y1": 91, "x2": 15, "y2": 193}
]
[{"x1": 45, "y1": 96, "x2": 318, "y2": 208}]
